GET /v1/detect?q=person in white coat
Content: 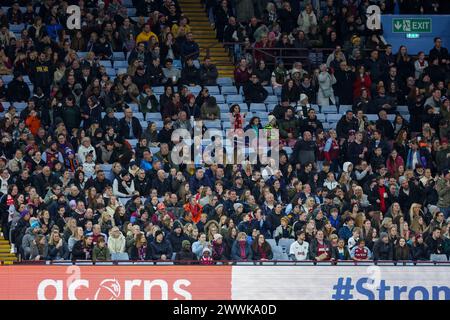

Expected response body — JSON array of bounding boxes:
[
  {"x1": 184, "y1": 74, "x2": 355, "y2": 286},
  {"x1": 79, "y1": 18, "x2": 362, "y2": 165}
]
[
  {"x1": 297, "y1": 4, "x2": 318, "y2": 33},
  {"x1": 108, "y1": 226, "x2": 126, "y2": 253},
  {"x1": 317, "y1": 63, "x2": 337, "y2": 106}
]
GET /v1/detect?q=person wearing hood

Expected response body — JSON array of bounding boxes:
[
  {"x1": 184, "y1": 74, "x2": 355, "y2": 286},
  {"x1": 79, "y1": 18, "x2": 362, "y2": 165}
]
[
  {"x1": 6, "y1": 71, "x2": 30, "y2": 102},
  {"x1": 149, "y1": 230, "x2": 173, "y2": 260},
  {"x1": 199, "y1": 247, "x2": 214, "y2": 265},
  {"x1": 108, "y1": 226, "x2": 126, "y2": 254},
  {"x1": 12, "y1": 209, "x2": 31, "y2": 253},
  {"x1": 373, "y1": 232, "x2": 394, "y2": 260},
  {"x1": 21, "y1": 218, "x2": 41, "y2": 260},
  {"x1": 175, "y1": 239, "x2": 197, "y2": 264},
  {"x1": 167, "y1": 220, "x2": 190, "y2": 253}
]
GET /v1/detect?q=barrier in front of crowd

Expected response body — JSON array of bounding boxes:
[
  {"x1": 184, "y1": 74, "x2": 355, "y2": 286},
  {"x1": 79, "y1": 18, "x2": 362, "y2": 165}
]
[{"x1": 1, "y1": 261, "x2": 449, "y2": 300}]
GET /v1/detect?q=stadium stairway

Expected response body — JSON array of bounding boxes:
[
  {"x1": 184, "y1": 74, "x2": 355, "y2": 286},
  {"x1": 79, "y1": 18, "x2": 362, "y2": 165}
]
[
  {"x1": 0, "y1": 228, "x2": 16, "y2": 265},
  {"x1": 179, "y1": 0, "x2": 235, "y2": 78}
]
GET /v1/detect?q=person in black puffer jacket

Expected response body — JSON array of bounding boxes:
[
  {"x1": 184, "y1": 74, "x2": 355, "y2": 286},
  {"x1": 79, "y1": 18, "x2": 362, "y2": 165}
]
[
  {"x1": 167, "y1": 220, "x2": 190, "y2": 253},
  {"x1": 373, "y1": 232, "x2": 394, "y2": 261},
  {"x1": 174, "y1": 240, "x2": 198, "y2": 264}
]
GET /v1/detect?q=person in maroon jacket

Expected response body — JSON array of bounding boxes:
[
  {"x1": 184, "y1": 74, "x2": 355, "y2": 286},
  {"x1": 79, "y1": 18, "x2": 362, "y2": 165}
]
[{"x1": 350, "y1": 239, "x2": 372, "y2": 261}]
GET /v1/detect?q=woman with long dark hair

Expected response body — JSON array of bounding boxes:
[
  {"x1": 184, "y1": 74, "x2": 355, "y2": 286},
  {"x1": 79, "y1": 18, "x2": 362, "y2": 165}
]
[{"x1": 251, "y1": 234, "x2": 273, "y2": 261}]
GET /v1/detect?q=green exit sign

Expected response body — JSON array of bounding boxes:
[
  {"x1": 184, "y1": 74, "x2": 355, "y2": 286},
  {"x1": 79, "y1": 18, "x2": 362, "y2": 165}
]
[{"x1": 393, "y1": 18, "x2": 432, "y2": 33}]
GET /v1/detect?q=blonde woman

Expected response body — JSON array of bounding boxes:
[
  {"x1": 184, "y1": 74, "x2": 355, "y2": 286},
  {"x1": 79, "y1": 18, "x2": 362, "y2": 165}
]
[
  {"x1": 99, "y1": 212, "x2": 113, "y2": 234},
  {"x1": 68, "y1": 226, "x2": 84, "y2": 252},
  {"x1": 204, "y1": 220, "x2": 220, "y2": 242},
  {"x1": 108, "y1": 227, "x2": 126, "y2": 254},
  {"x1": 408, "y1": 203, "x2": 423, "y2": 228},
  {"x1": 47, "y1": 230, "x2": 70, "y2": 260},
  {"x1": 302, "y1": 197, "x2": 316, "y2": 217},
  {"x1": 63, "y1": 218, "x2": 78, "y2": 242},
  {"x1": 106, "y1": 196, "x2": 119, "y2": 221}
]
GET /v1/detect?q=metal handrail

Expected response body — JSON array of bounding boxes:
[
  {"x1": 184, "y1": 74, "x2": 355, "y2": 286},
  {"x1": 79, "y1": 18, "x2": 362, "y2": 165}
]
[{"x1": 6, "y1": 259, "x2": 450, "y2": 266}]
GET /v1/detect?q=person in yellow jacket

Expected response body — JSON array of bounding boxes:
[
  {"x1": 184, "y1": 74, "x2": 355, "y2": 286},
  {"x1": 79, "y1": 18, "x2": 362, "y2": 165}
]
[
  {"x1": 171, "y1": 16, "x2": 191, "y2": 37},
  {"x1": 136, "y1": 24, "x2": 158, "y2": 44}
]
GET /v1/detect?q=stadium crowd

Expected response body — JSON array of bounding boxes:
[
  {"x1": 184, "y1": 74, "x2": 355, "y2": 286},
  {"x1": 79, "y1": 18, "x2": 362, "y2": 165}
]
[{"x1": 0, "y1": 0, "x2": 449, "y2": 264}]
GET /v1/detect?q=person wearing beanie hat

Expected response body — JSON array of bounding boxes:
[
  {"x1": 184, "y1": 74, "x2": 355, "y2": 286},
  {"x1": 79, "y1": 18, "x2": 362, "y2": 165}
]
[
  {"x1": 167, "y1": 220, "x2": 190, "y2": 253},
  {"x1": 174, "y1": 239, "x2": 197, "y2": 264},
  {"x1": 11, "y1": 208, "x2": 32, "y2": 254},
  {"x1": 149, "y1": 229, "x2": 173, "y2": 260},
  {"x1": 373, "y1": 231, "x2": 394, "y2": 261}
]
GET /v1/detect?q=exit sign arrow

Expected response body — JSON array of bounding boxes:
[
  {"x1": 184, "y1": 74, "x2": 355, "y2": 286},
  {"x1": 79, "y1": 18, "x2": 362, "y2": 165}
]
[{"x1": 394, "y1": 21, "x2": 402, "y2": 30}]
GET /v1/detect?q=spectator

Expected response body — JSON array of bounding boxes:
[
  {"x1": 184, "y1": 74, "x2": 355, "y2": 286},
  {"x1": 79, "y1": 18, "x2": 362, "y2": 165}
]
[{"x1": 231, "y1": 232, "x2": 253, "y2": 260}]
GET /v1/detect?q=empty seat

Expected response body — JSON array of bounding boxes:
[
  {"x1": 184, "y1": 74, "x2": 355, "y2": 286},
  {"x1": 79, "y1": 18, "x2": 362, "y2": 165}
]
[
  {"x1": 397, "y1": 105, "x2": 409, "y2": 114},
  {"x1": 105, "y1": 67, "x2": 116, "y2": 76},
  {"x1": 310, "y1": 104, "x2": 320, "y2": 113},
  {"x1": 113, "y1": 52, "x2": 126, "y2": 60},
  {"x1": 387, "y1": 114, "x2": 395, "y2": 121},
  {"x1": 113, "y1": 60, "x2": 128, "y2": 68},
  {"x1": 339, "y1": 105, "x2": 352, "y2": 113},
  {"x1": 77, "y1": 52, "x2": 88, "y2": 58},
  {"x1": 100, "y1": 164, "x2": 112, "y2": 172},
  {"x1": 127, "y1": 139, "x2": 139, "y2": 147},
  {"x1": 322, "y1": 105, "x2": 338, "y2": 114},
  {"x1": 265, "y1": 95, "x2": 278, "y2": 104},
  {"x1": 128, "y1": 103, "x2": 139, "y2": 112},
  {"x1": 111, "y1": 253, "x2": 129, "y2": 261},
  {"x1": 267, "y1": 103, "x2": 277, "y2": 112},
  {"x1": 284, "y1": 147, "x2": 293, "y2": 156},
  {"x1": 263, "y1": 86, "x2": 274, "y2": 95},
  {"x1": 273, "y1": 86, "x2": 282, "y2": 97},
  {"x1": 212, "y1": 94, "x2": 225, "y2": 103},
  {"x1": 266, "y1": 239, "x2": 277, "y2": 250},
  {"x1": 219, "y1": 104, "x2": 230, "y2": 112},
  {"x1": 9, "y1": 23, "x2": 25, "y2": 32},
  {"x1": 366, "y1": 114, "x2": 378, "y2": 122},
  {"x1": 152, "y1": 86, "x2": 165, "y2": 95},
  {"x1": 150, "y1": 147, "x2": 160, "y2": 154},
  {"x1": 221, "y1": 86, "x2": 238, "y2": 95},
  {"x1": 249, "y1": 103, "x2": 267, "y2": 112},
  {"x1": 217, "y1": 77, "x2": 233, "y2": 86},
  {"x1": 146, "y1": 113, "x2": 162, "y2": 120},
  {"x1": 173, "y1": 60, "x2": 182, "y2": 69},
  {"x1": 140, "y1": 121, "x2": 148, "y2": 129},
  {"x1": 99, "y1": 60, "x2": 112, "y2": 68},
  {"x1": 226, "y1": 94, "x2": 243, "y2": 103},
  {"x1": 204, "y1": 120, "x2": 222, "y2": 129},
  {"x1": 1, "y1": 75, "x2": 13, "y2": 83},
  {"x1": 278, "y1": 239, "x2": 295, "y2": 254},
  {"x1": 118, "y1": 197, "x2": 131, "y2": 206},
  {"x1": 133, "y1": 112, "x2": 144, "y2": 120},
  {"x1": 326, "y1": 114, "x2": 341, "y2": 122},
  {"x1": 188, "y1": 86, "x2": 202, "y2": 95},
  {"x1": 127, "y1": 8, "x2": 136, "y2": 15},
  {"x1": 316, "y1": 113, "x2": 326, "y2": 122},
  {"x1": 205, "y1": 86, "x2": 220, "y2": 94}
]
